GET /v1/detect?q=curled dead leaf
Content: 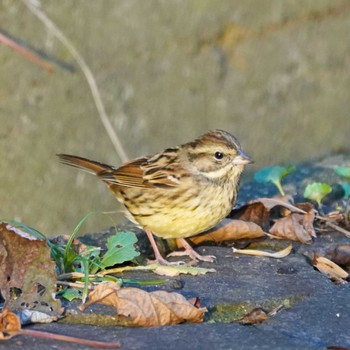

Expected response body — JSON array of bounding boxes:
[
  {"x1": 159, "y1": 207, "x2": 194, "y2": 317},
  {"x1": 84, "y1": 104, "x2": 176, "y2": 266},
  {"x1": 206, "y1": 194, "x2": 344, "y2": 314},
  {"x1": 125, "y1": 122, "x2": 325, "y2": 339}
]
[
  {"x1": 228, "y1": 198, "x2": 317, "y2": 244},
  {"x1": 235, "y1": 308, "x2": 268, "y2": 325},
  {"x1": 188, "y1": 219, "x2": 266, "y2": 245},
  {"x1": 234, "y1": 304, "x2": 283, "y2": 325},
  {"x1": 313, "y1": 256, "x2": 349, "y2": 284},
  {"x1": 254, "y1": 197, "x2": 307, "y2": 213},
  {"x1": 81, "y1": 282, "x2": 207, "y2": 327},
  {"x1": 0, "y1": 309, "x2": 21, "y2": 340},
  {"x1": 269, "y1": 206, "x2": 316, "y2": 244},
  {"x1": 232, "y1": 244, "x2": 292, "y2": 259},
  {"x1": 230, "y1": 202, "x2": 271, "y2": 231}
]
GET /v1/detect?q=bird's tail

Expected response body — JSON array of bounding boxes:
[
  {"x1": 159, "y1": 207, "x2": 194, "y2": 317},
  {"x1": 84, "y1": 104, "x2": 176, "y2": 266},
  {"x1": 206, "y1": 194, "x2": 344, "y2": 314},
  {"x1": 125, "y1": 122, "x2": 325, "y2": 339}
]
[{"x1": 57, "y1": 154, "x2": 113, "y2": 175}]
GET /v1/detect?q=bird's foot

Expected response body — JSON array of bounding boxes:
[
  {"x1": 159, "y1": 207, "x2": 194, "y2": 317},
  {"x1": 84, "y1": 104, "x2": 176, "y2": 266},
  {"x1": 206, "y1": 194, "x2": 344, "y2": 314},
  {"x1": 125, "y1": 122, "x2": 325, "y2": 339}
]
[{"x1": 168, "y1": 238, "x2": 216, "y2": 262}]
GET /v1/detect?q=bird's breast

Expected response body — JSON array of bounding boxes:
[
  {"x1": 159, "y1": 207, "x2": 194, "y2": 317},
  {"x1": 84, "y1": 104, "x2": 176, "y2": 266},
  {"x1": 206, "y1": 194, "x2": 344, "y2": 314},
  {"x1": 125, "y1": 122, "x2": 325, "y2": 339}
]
[{"x1": 117, "y1": 180, "x2": 236, "y2": 239}]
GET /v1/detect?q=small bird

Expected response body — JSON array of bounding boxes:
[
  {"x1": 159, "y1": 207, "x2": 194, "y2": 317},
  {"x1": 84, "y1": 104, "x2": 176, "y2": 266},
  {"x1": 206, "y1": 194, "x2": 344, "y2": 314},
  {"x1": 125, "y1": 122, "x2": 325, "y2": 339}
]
[{"x1": 57, "y1": 130, "x2": 252, "y2": 265}]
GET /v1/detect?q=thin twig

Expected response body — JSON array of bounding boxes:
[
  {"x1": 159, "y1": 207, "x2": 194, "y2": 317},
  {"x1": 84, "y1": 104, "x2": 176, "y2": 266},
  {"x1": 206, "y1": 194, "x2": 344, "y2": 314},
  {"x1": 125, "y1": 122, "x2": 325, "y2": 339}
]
[
  {"x1": 56, "y1": 280, "x2": 93, "y2": 290},
  {"x1": 20, "y1": 329, "x2": 121, "y2": 348},
  {"x1": 22, "y1": 0, "x2": 129, "y2": 163}
]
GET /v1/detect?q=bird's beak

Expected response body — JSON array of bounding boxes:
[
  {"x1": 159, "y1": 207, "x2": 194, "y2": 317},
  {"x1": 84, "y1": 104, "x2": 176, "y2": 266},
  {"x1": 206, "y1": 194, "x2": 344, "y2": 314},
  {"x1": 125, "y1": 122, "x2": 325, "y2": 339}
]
[{"x1": 233, "y1": 150, "x2": 254, "y2": 165}]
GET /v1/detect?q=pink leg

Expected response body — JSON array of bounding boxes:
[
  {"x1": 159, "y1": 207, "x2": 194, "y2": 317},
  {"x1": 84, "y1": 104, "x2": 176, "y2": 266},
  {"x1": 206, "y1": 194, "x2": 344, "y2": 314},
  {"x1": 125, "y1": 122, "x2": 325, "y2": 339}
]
[{"x1": 145, "y1": 229, "x2": 185, "y2": 265}]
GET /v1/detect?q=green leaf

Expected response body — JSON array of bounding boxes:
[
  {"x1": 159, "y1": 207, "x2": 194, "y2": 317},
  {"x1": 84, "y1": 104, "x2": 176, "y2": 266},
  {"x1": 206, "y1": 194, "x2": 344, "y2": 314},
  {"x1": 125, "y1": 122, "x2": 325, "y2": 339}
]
[
  {"x1": 303, "y1": 182, "x2": 332, "y2": 206},
  {"x1": 254, "y1": 165, "x2": 296, "y2": 195},
  {"x1": 100, "y1": 231, "x2": 140, "y2": 268},
  {"x1": 335, "y1": 167, "x2": 350, "y2": 179},
  {"x1": 59, "y1": 288, "x2": 82, "y2": 301},
  {"x1": 340, "y1": 182, "x2": 350, "y2": 199},
  {"x1": 64, "y1": 212, "x2": 96, "y2": 258}
]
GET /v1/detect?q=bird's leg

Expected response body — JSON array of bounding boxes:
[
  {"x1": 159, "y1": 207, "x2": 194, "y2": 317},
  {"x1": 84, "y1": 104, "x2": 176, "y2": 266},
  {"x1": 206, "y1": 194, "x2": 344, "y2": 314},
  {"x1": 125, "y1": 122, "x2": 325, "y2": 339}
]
[
  {"x1": 167, "y1": 238, "x2": 216, "y2": 262},
  {"x1": 145, "y1": 229, "x2": 185, "y2": 265}
]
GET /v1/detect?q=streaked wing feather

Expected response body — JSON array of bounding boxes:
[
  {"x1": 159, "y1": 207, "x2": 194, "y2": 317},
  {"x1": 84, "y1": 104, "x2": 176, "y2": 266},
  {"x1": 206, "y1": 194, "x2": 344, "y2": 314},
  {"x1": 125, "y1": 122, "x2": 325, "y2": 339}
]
[
  {"x1": 143, "y1": 168, "x2": 181, "y2": 187},
  {"x1": 98, "y1": 157, "x2": 150, "y2": 188},
  {"x1": 142, "y1": 151, "x2": 182, "y2": 187},
  {"x1": 98, "y1": 153, "x2": 182, "y2": 189}
]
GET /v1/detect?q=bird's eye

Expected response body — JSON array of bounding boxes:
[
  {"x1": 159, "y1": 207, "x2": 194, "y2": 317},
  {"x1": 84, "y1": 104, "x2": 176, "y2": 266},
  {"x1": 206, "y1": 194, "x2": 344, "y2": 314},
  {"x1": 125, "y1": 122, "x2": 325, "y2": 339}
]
[{"x1": 214, "y1": 151, "x2": 224, "y2": 160}]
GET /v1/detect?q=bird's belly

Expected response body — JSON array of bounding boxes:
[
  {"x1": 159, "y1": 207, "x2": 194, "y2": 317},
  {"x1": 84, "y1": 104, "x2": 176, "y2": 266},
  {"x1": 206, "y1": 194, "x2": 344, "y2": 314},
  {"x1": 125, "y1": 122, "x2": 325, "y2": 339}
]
[
  {"x1": 124, "y1": 187, "x2": 234, "y2": 239},
  {"x1": 141, "y1": 208, "x2": 226, "y2": 239}
]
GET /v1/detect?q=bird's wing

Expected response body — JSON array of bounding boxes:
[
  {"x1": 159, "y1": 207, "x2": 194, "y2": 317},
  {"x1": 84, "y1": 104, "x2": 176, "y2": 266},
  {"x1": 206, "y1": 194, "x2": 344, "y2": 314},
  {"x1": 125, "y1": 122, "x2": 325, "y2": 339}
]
[
  {"x1": 141, "y1": 149, "x2": 183, "y2": 187},
  {"x1": 98, "y1": 157, "x2": 150, "y2": 188},
  {"x1": 99, "y1": 152, "x2": 182, "y2": 189}
]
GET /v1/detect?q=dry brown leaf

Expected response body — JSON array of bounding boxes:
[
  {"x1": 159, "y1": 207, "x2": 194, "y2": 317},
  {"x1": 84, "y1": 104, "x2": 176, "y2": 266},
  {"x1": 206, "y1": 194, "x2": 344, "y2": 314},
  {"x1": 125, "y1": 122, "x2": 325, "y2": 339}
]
[
  {"x1": 227, "y1": 198, "x2": 317, "y2": 244},
  {"x1": 255, "y1": 197, "x2": 307, "y2": 213},
  {"x1": 182, "y1": 198, "x2": 318, "y2": 246},
  {"x1": 81, "y1": 282, "x2": 207, "y2": 327},
  {"x1": 269, "y1": 209, "x2": 316, "y2": 244},
  {"x1": 234, "y1": 305, "x2": 283, "y2": 325},
  {"x1": 230, "y1": 202, "x2": 271, "y2": 231},
  {"x1": 313, "y1": 256, "x2": 349, "y2": 284},
  {"x1": 188, "y1": 219, "x2": 265, "y2": 245},
  {"x1": 236, "y1": 307, "x2": 268, "y2": 325},
  {"x1": 0, "y1": 309, "x2": 21, "y2": 340},
  {"x1": 0, "y1": 222, "x2": 62, "y2": 320}
]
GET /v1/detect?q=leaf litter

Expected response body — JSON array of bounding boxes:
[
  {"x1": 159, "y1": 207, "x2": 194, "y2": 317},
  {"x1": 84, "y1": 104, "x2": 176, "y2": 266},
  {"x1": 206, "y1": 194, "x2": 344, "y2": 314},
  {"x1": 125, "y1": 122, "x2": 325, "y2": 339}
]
[
  {"x1": 187, "y1": 198, "x2": 318, "y2": 247},
  {"x1": 2, "y1": 187, "x2": 350, "y2": 340},
  {"x1": 0, "y1": 222, "x2": 62, "y2": 322},
  {"x1": 80, "y1": 281, "x2": 207, "y2": 327}
]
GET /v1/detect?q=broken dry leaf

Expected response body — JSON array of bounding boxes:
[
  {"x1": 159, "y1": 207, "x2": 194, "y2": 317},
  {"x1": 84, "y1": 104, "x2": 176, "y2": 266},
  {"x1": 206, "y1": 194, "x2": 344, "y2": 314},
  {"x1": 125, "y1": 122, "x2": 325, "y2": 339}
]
[
  {"x1": 236, "y1": 308, "x2": 268, "y2": 325},
  {"x1": 0, "y1": 222, "x2": 62, "y2": 320},
  {"x1": 230, "y1": 202, "x2": 271, "y2": 231},
  {"x1": 235, "y1": 304, "x2": 283, "y2": 325},
  {"x1": 81, "y1": 282, "x2": 207, "y2": 327},
  {"x1": 101, "y1": 264, "x2": 215, "y2": 277},
  {"x1": 269, "y1": 204, "x2": 316, "y2": 244},
  {"x1": 313, "y1": 256, "x2": 349, "y2": 284},
  {"x1": 255, "y1": 197, "x2": 306, "y2": 213},
  {"x1": 188, "y1": 219, "x2": 266, "y2": 245},
  {"x1": 0, "y1": 308, "x2": 21, "y2": 339},
  {"x1": 153, "y1": 265, "x2": 216, "y2": 277},
  {"x1": 227, "y1": 198, "x2": 317, "y2": 244},
  {"x1": 232, "y1": 244, "x2": 292, "y2": 258}
]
